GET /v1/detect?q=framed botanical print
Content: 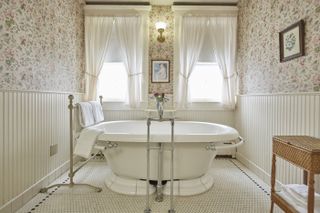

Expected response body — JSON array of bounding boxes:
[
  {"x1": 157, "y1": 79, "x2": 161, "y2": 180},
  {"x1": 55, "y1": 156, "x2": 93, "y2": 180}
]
[{"x1": 279, "y1": 20, "x2": 305, "y2": 62}]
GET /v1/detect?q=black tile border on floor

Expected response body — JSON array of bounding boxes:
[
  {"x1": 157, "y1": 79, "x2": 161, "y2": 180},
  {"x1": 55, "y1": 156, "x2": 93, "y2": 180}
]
[
  {"x1": 27, "y1": 177, "x2": 70, "y2": 213},
  {"x1": 229, "y1": 159, "x2": 271, "y2": 196},
  {"x1": 27, "y1": 159, "x2": 270, "y2": 212}
]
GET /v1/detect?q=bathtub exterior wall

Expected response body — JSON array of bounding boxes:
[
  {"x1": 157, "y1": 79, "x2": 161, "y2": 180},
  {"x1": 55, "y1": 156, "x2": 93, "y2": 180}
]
[{"x1": 105, "y1": 142, "x2": 216, "y2": 180}]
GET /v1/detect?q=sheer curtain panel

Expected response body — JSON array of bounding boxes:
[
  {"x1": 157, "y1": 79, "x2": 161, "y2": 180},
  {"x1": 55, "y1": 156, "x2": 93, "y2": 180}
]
[
  {"x1": 115, "y1": 17, "x2": 143, "y2": 108},
  {"x1": 209, "y1": 17, "x2": 237, "y2": 109},
  {"x1": 84, "y1": 17, "x2": 113, "y2": 101},
  {"x1": 175, "y1": 17, "x2": 207, "y2": 108}
]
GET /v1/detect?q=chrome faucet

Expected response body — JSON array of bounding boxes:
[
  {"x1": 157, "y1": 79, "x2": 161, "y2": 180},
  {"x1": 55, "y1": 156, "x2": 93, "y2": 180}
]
[
  {"x1": 154, "y1": 93, "x2": 166, "y2": 120},
  {"x1": 156, "y1": 100, "x2": 164, "y2": 120}
]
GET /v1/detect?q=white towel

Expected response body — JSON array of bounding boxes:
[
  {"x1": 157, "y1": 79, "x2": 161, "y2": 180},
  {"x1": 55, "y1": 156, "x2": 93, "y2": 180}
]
[
  {"x1": 277, "y1": 191, "x2": 309, "y2": 213},
  {"x1": 281, "y1": 184, "x2": 320, "y2": 212},
  {"x1": 286, "y1": 184, "x2": 320, "y2": 199},
  {"x1": 74, "y1": 127, "x2": 104, "y2": 159},
  {"x1": 89, "y1": 101, "x2": 104, "y2": 123},
  {"x1": 78, "y1": 102, "x2": 95, "y2": 127}
]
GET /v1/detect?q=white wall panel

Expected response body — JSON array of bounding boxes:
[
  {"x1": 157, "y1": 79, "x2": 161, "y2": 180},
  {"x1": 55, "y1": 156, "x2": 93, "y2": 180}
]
[
  {"x1": 235, "y1": 93, "x2": 320, "y2": 192},
  {"x1": 0, "y1": 90, "x2": 81, "y2": 210}
]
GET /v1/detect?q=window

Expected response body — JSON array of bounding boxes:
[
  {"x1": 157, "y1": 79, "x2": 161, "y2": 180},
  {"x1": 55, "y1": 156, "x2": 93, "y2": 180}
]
[
  {"x1": 189, "y1": 63, "x2": 222, "y2": 102},
  {"x1": 93, "y1": 17, "x2": 146, "y2": 107},
  {"x1": 97, "y1": 62, "x2": 128, "y2": 102},
  {"x1": 188, "y1": 28, "x2": 223, "y2": 103},
  {"x1": 97, "y1": 24, "x2": 128, "y2": 102}
]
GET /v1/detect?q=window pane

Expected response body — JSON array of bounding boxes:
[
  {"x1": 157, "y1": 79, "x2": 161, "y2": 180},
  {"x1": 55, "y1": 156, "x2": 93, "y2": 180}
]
[
  {"x1": 189, "y1": 63, "x2": 222, "y2": 102},
  {"x1": 97, "y1": 62, "x2": 128, "y2": 102}
]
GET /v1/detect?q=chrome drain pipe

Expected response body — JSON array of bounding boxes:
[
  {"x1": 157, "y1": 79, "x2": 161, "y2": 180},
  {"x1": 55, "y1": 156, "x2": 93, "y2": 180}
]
[
  {"x1": 145, "y1": 117, "x2": 176, "y2": 213},
  {"x1": 144, "y1": 118, "x2": 152, "y2": 213},
  {"x1": 155, "y1": 142, "x2": 164, "y2": 202}
]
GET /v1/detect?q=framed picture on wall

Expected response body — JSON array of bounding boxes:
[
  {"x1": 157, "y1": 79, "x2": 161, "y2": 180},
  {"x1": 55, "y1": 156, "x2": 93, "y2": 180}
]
[
  {"x1": 151, "y1": 60, "x2": 170, "y2": 83},
  {"x1": 279, "y1": 20, "x2": 305, "y2": 62}
]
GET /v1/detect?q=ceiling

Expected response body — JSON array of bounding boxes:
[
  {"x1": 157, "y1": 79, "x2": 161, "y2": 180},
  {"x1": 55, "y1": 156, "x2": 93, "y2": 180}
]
[{"x1": 85, "y1": 0, "x2": 238, "y2": 6}]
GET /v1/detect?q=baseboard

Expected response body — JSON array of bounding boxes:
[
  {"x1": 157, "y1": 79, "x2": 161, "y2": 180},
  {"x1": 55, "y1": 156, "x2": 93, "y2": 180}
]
[
  {"x1": 236, "y1": 152, "x2": 282, "y2": 188},
  {"x1": 0, "y1": 160, "x2": 70, "y2": 213},
  {"x1": 216, "y1": 154, "x2": 234, "y2": 158}
]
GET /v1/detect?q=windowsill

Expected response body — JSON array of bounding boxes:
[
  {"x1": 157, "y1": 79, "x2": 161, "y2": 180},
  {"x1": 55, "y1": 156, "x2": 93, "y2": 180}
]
[
  {"x1": 179, "y1": 102, "x2": 233, "y2": 111},
  {"x1": 102, "y1": 101, "x2": 147, "y2": 111},
  {"x1": 103, "y1": 101, "x2": 233, "y2": 111}
]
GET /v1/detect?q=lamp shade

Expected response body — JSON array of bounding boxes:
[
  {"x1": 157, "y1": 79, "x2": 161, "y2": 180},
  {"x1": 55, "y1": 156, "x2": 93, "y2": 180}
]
[{"x1": 155, "y1": 21, "x2": 167, "y2": 30}]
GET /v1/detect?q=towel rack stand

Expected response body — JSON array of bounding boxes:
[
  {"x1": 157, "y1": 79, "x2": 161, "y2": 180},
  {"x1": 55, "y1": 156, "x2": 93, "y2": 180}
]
[{"x1": 40, "y1": 95, "x2": 103, "y2": 193}]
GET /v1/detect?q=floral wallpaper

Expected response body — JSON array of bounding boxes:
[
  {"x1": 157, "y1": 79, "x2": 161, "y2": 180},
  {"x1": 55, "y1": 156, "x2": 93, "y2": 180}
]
[
  {"x1": 149, "y1": 6, "x2": 174, "y2": 95},
  {"x1": 0, "y1": 0, "x2": 85, "y2": 92},
  {"x1": 237, "y1": 0, "x2": 320, "y2": 94}
]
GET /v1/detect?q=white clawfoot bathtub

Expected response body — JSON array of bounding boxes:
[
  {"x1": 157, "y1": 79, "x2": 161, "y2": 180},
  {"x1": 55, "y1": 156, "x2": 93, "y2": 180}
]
[{"x1": 94, "y1": 120, "x2": 243, "y2": 195}]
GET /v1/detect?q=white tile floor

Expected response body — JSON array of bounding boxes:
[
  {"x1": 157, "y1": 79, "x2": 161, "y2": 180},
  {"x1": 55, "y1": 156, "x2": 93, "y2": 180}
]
[{"x1": 17, "y1": 159, "x2": 282, "y2": 213}]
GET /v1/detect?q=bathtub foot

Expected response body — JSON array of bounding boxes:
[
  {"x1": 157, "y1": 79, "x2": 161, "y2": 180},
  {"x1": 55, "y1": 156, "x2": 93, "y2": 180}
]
[
  {"x1": 168, "y1": 209, "x2": 175, "y2": 213},
  {"x1": 144, "y1": 208, "x2": 152, "y2": 213},
  {"x1": 155, "y1": 185, "x2": 164, "y2": 202}
]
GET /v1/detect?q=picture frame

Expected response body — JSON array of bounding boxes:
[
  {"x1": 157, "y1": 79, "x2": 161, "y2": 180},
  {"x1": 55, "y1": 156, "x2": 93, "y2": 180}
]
[
  {"x1": 279, "y1": 20, "x2": 305, "y2": 62},
  {"x1": 151, "y1": 60, "x2": 170, "y2": 83}
]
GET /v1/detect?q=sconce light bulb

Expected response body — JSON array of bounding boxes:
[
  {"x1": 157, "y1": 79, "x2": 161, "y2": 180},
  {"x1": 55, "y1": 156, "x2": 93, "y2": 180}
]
[{"x1": 155, "y1": 21, "x2": 167, "y2": 30}]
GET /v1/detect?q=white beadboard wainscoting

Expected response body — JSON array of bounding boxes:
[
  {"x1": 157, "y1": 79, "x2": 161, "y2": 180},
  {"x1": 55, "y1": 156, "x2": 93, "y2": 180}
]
[
  {"x1": 235, "y1": 93, "x2": 320, "y2": 192},
  {"x1": 0, "y1": 90, "x2": 82, "y2": 213}
]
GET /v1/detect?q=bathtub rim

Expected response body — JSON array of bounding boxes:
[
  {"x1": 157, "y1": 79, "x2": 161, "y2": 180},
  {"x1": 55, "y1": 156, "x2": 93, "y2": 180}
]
[{"x1": 95, "y1": 120, "x2": 240, "y2": 143}]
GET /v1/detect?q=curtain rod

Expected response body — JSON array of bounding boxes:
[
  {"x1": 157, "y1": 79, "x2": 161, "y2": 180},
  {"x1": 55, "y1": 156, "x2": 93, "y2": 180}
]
[
  {"x1": 86, "y1": 1, "x2": 150, "y2": 5},
  {"x1": 173, "y1": 2, "x2": 237, "y2": 6}
]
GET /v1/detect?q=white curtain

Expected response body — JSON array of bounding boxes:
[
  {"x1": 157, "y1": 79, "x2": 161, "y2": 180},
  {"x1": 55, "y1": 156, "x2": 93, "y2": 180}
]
[
  {"x1": 175, "y1": 17, "x2": 207, "y2": 108},
  {"x1": 84, "y1": 17, "x2": 114, "y2": 101},
  {"x1": 115, "y1": 17, "x2": 143, "y2": 108},
  {"x1": 209, "y1": 17, "x2": 237, "y2": 109}
]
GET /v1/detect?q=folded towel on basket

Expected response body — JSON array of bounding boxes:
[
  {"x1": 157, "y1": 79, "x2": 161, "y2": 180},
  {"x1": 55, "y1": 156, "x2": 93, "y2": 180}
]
[
  {"x1": 74, "y1": 127, "x2": 104, "y2": 159},
  {"x1": 78, "y1": 102, "x2": 95, "y2": 127},
  {"x1": 89, "y1": 101, "x2": 104, "y2": 123},
  {"x1": 285, "y1": 184, "x2": 320, "y2": 205},
  {"x1": 277, "y1": 191, "x2": 309, "y2": 213},
  {"x1": 281, "y1": 184, "x2": 320, "y2": 213}
]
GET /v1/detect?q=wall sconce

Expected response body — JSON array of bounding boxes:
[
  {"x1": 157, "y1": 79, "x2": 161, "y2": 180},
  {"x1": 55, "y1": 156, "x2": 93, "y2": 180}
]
[{"x1": 155, "y1": 21, "x2": 167, "y2": 43}]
